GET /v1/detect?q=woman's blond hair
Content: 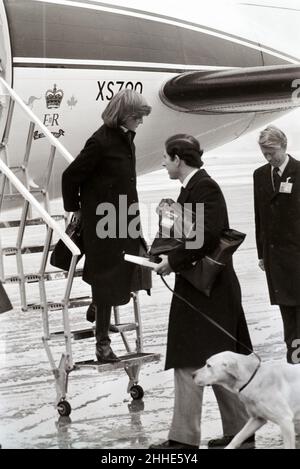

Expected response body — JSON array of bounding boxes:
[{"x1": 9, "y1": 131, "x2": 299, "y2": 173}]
[{"x1": 102, "y1": 89, "x2": 151, "y2": 128}]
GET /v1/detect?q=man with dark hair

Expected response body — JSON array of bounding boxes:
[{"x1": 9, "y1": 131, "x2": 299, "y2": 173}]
[
  {"x1": 254, "y1": 125, "x2": 300, "y2": 364},
  {"x1": 150, "y1": 134, "x2": 253, "y2": 449}
]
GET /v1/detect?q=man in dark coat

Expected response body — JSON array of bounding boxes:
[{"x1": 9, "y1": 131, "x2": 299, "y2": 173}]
[
  {"x1": 254, "y1": 125, "x2": 300, "y2": 364},
  {"x1": 150, "y1": 134, "x2": 253, "y2": 449},
  {"x1": 62, "y1": 90, "x2": 151, "y2": 363}
]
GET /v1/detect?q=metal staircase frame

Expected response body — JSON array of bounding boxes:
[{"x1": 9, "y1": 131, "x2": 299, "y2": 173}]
[
  {"x1": 0, "y1": 76, "x2": 74, "y2": 308},
  {"x1": 0, "y1": 76, "x2": 160, "y2": 416},
  {"x1": 0, "y1": 156, "x2": 81, "y2": 408}
]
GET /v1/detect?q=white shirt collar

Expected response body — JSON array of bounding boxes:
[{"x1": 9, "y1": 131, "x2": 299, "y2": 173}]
[
  {"x1": 182, "y1": 169, "x2": 199, "y2": 188},
  {"x1": 120, "y1": 125, "x2": 129, "y2": 133},
  {"x1": 272, "y1": 155, "x2": 289, "y2": 176}
]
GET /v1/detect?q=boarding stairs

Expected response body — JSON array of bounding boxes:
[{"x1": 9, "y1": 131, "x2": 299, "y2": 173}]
[{"x1": 0, "y1": 74, "x2": 160, "y2": 416}]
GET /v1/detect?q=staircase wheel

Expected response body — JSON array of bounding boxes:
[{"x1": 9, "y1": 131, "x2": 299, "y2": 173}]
[
  {"x1": 130, "y1": 385, "x2": 144, "y2": 400},
  {"x1": 57, "y1": 400, "x2": 72, "y2": 416}
]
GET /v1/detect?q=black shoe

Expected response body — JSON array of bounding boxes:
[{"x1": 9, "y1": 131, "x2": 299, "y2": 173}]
[
  {"x1": 208, "y1": 434, "x2": 255, "y2": 449},
  {"x1": 96, "y1": 344, "x2": 121, "y2": 363},
  {"x1": 149, "y1": 440, "x2": 198, "y2": 449}
]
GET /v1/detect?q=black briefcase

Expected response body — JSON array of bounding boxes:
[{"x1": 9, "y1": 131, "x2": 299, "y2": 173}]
[
  {"x1": 180, "y1": 229, "x2": 246, "y2": 296},
  {"x1": 130, "y1": 240, "x2": 152, "y2": 294},
  {"x1": 0, "y1": 281, "x2": 13, "y2": 314},
  {"x1": 50, "y1": 217, "x2": 84, "y2": 271}
]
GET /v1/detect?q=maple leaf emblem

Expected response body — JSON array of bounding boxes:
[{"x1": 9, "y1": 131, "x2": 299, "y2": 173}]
[{"x1": 67, "y1": 95, "x2": 77, "y2": 109}]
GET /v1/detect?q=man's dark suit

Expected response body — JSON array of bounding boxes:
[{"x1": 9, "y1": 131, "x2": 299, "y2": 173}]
[
  {"x1": 166, "y1": 169, "x2": 252, "y2": 370},
  {"x1": 254, "y1": 155, "x2": 300, "y2": 363},
  {"x1": 162, "y1": 168, "x2": 252, "y2": 445}
]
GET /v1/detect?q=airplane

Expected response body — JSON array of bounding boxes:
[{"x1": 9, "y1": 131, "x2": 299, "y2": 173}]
[{"x1": 1, "y1": 0, "x2": 300, "y2": 199}]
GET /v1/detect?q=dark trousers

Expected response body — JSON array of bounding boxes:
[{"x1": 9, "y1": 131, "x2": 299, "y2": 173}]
[
  {"x1": 279, "y1": 305, "x2": 300, "y2": 364},
  {"x1": 92, "y1": 284, "x2": 112, "y2": 345}
]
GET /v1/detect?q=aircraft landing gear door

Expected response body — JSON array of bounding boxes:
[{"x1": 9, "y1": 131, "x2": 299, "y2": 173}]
[{"x1": 0, "y1": 0, "x2": 12, "y2": 141}]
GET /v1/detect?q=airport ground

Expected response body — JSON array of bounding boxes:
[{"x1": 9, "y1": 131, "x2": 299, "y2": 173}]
[{"x1": 0, "y1": 151, "x2": 299, "y2": 449}]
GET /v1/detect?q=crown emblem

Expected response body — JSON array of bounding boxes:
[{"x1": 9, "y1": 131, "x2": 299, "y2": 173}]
[{"x1": 45, "y1": 84, "x2": 64, "y2": 109}]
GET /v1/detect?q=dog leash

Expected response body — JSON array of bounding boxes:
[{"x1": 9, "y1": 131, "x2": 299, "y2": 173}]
[
  {"x1": 160, "y1": 275, "x2": 262, "y2": 381},
  {"x1": 238, "y1": 357, "x2": 261, "y2": 393}
]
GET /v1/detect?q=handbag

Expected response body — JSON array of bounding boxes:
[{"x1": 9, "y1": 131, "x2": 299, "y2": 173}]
[
  {"x1": 180, "y1": 229, "x2": 246, "y2": 296},
  {"x1": 149, "y1": 198, "x2": 246, "y2": 296},
  {"x1": 150, "y1": 198, "x2": 194, "y2": 256},
  {"x1": 0, "y1": 281, "x2": 13, "y2": 314},
  {"x1": 130, "y1": 240, "x2": 152, "y2": 294},
  {"x1": 50, "y1": 216, "x2": 84, "y2": 271}
]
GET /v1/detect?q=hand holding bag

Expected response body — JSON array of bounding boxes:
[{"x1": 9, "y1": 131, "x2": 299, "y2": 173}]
[
  {"x1": 149, "y1": 199, "x2": 246, "y2": 296},
  {"x1": 150, "y1": 198, "x2": 194, "y2": 255},
  {"x1": 50, "y1": 215, "x2": 84, "y2": 271}
]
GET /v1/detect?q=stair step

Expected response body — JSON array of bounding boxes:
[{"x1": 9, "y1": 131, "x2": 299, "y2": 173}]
[
  {"x1": 4, "y1": 269, "x2": 83, "y2": 284},
  {"x1": 0, "y1": 215, "x2": 66, "y2": 228},
  {"x1": 27, "y1": 296, "x2": 91, "y2": 311},
  {"x1": 50, "y1": 328, "x2": 95, "y2": 341},
  {"x1": 9, "y1": 165, "x2": 24, "y2": 172},
  {"x1": 2, "y1": 244, "x2": 56, "y2": 256},
  {"x1": 74, "y1": 352, "x2": 161, "y2": 371},
  {"x1": 3, "y1": 189, "x2": 44, "y2": 201},
  {"x1": 108, "y1": 323, "x2": 137, "y2": 333},
  {"x1": 50, "y1": 323, "x2": 137, "y2": 341}
]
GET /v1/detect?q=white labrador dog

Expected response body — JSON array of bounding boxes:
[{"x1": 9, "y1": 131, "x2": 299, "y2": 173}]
[{"x1": 193, "y1": 351, "x2": 300, "y2": 449}]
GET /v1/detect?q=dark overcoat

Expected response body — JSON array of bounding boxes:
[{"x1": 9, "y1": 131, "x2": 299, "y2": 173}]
[
  {"x1": 62, "y1": 124, "x2": 140, "y2": 306},
  {"x1": 165, "y1": 170, "x2": 252, "y2": 370},
  {"x1": 254, "y1": 155, "x2": 300, "y2": 306}
]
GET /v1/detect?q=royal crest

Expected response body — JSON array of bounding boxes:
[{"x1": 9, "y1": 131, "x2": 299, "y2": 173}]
[{"x1": 45, "y1": 84, "x2": 64, "y2": 109}]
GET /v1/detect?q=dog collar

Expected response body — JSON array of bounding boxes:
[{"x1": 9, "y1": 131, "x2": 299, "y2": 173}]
[{"x1": 238, "y1": 357, "x2": 261, "y2": 393}]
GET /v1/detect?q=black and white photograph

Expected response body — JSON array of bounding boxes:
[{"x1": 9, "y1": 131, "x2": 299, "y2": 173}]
[{"x1": 0, "y1": 0, "x2": 300, "y2": 452}]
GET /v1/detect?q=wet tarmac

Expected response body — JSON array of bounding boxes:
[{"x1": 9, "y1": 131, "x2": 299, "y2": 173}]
[{"x1": 0, "y1": 153, "x2": 299, "y2": 449}]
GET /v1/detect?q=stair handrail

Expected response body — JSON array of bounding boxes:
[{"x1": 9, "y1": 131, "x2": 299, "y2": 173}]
[
  {"x1": 0, "y1": 76, "x2": 74, "y2": 164},
  {"x1": 0, "y1": 158, "x2": 80, "y2": 256}
]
